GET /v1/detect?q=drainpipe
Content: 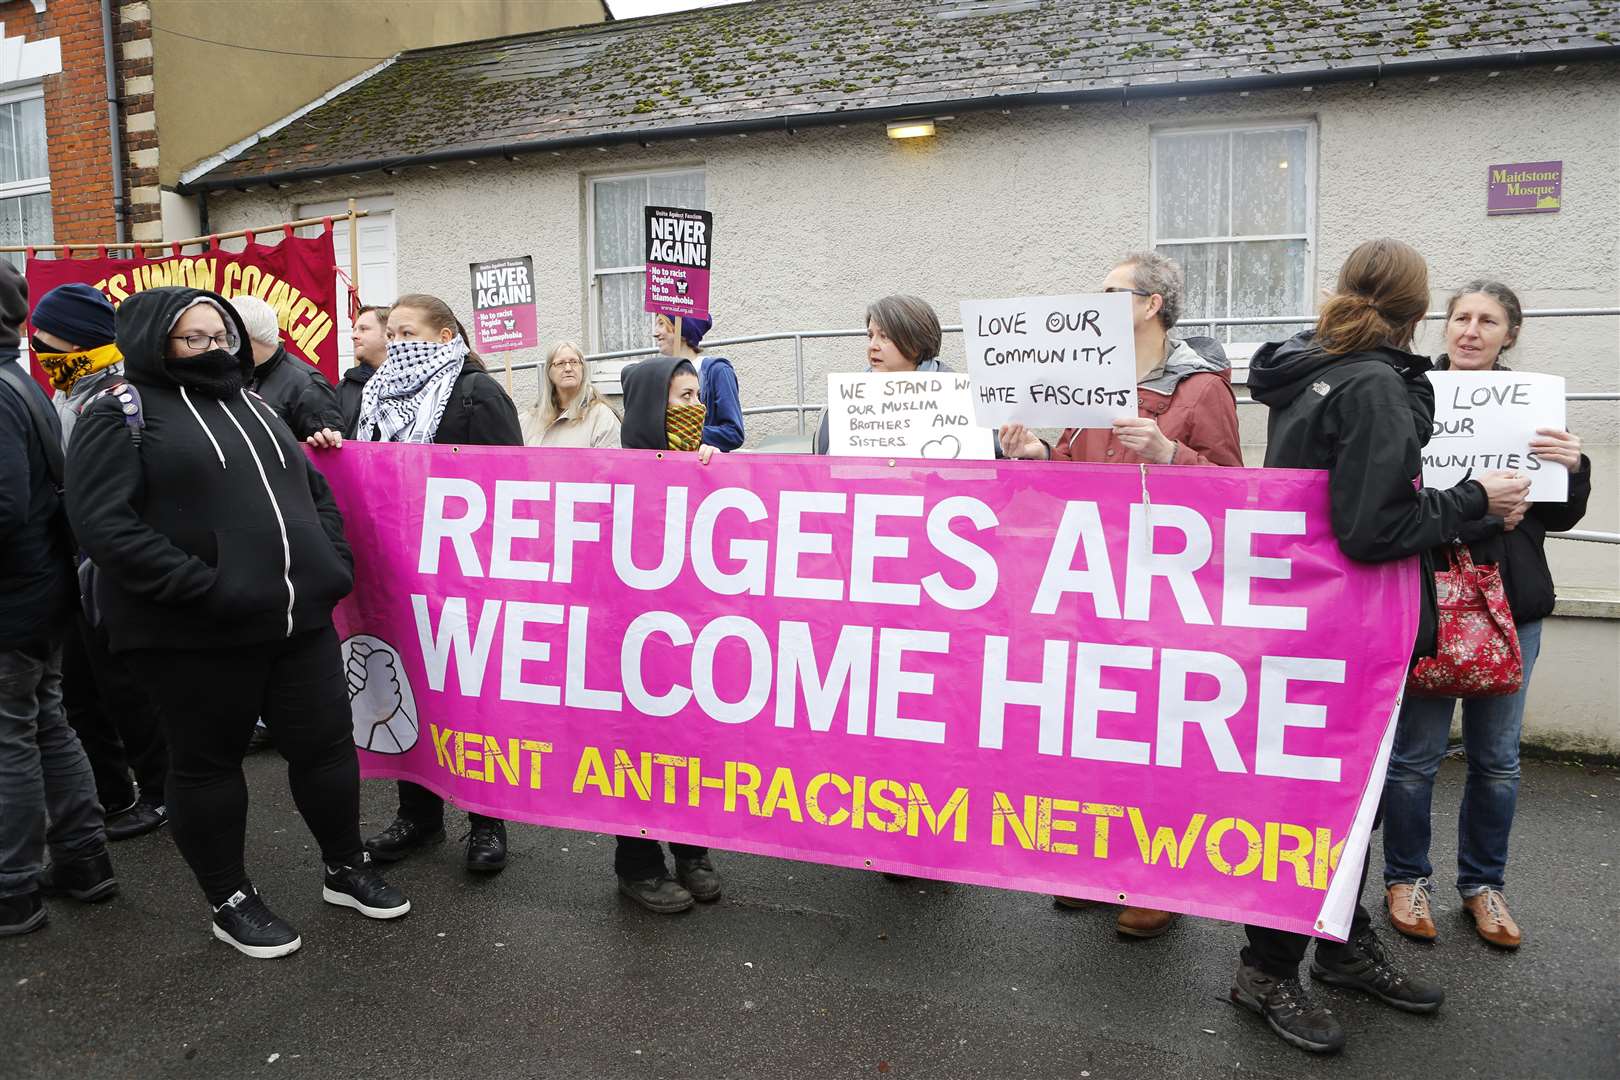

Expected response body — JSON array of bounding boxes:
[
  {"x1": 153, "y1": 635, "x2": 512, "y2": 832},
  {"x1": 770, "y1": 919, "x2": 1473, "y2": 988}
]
[{"x1": 99, "y1": 0, "x2": 127, "y2": 243}]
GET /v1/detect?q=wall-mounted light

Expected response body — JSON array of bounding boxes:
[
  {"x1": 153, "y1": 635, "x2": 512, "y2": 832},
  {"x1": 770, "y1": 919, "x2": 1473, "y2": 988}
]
[{"x1": 887, "y1": 120, "x2": 936, "y2": 140}]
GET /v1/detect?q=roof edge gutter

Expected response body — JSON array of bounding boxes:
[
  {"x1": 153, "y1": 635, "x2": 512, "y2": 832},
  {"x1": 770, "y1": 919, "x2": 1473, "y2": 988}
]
[{"x1": 177, "y1": 46, "x2": 1618, "y2": 193}]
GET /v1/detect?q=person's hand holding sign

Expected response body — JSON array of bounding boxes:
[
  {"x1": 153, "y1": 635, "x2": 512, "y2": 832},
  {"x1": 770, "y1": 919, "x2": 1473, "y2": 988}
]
[
  {"x1": 1112, "y1": 416, "x2": 1177, "y2": 464},
  {"x1": 1477, "y1": 469, "x2": 1532, "y2": 530},
  {"x1": 306, "y1": 428, "x2": 344, "y2": 450},
  {"x1": 1529, "y1": 427, "x2": 1583, "y2": 471},
  {"x1": 998, "y1": 423, "x2": 1049, "y2": 460}
]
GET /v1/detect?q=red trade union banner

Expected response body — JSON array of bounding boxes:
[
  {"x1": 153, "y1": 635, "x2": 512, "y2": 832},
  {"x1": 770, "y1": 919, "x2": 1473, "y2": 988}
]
[{"x1": 25, "y1": 229, "x2": 342, "y2": 388}]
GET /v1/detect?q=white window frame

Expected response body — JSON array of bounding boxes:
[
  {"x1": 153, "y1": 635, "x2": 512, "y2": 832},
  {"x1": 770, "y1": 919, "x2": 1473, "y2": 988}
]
[
  {"x1": 0, "y1": 84, "x2": 50, "y2": 209},
  {"x1": 584, "y1": 166, "x2": 705, "y2": 354},
  {"x1": 1148, "y1": 118, "x2": 1318, "y2": 333}
]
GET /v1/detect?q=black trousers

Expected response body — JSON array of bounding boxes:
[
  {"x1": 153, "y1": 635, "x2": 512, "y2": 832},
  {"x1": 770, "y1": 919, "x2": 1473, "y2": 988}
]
[
  {"x1": 396, "y1": 780, "x2": 501, "y2": 832},
  {"x1": 132, "y1": 624, "x2": 363, "y2": 906},
  {"x1": 1242, "y1": 803, "x2": 1381, "y2": 978},
  {"x1": 62, "y1": 613, "x2": 168, "y2": 810},
  {"x1": 614, "y1": 835, "x2": 708, "y2": 880}
]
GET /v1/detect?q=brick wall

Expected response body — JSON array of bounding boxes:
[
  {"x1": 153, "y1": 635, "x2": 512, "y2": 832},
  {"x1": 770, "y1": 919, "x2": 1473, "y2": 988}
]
[{"x1": 0, "y1": 0, "x2": 118, "y2": 243}]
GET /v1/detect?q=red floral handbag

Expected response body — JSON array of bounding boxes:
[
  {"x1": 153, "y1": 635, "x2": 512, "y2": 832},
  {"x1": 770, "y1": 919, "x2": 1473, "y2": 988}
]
[{"x1": 1408, "y1": 543, "x2": 1524, "y2": 698}]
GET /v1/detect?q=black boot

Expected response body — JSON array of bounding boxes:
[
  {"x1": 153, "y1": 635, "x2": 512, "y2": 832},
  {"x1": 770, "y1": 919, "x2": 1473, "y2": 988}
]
[
  {"x1": 675, "y1": 854, "x2": 723, "y2": 902},
  {"x1": 38, "y1": 850, "x2": 119, "y2": 903},
  {"x1": 364, "y1": 816, "x2": 445, "y2": 863},
  {"x1": 1311, "y1": 929, "x2": 1446, "y2": 1013},
  {"x1": 465, "y1": 819, "x2": 507, "y2": 874},
  {"x1": 1230, "y1": 963, "x2": 1346, "y2": 1054},
  {"x1": 106, "y1": 796, "x2": 168, "y2": 842},
  {"x1": 618, "y1": 873, "x2": 694, "y2": 914},
  {"x1": 0, "y1": 891, "x2": 47, "y2": 937}
]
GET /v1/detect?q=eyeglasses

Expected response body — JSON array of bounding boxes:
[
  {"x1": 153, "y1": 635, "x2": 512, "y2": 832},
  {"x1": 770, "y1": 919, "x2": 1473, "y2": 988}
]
[
  {"x1": 550, "y1": 359, "x2": 584, "y2": 370},
  {"x1": 1103, "y1": 287, "x2": 1155, "y2": 298},
  {"x1": 169, "y1": 332, "x2": 232, "y2": 351}
]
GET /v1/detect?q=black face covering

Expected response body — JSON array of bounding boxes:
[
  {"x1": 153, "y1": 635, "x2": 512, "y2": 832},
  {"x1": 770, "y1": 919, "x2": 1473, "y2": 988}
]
[{"x1": 166, "y1": 348, "x2": 245, "y2": 399}]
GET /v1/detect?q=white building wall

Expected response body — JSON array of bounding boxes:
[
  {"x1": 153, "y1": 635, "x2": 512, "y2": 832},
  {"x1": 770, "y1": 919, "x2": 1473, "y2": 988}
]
[{"x1": 206, "y1": 63, "x2": 1620, "y2": 751}]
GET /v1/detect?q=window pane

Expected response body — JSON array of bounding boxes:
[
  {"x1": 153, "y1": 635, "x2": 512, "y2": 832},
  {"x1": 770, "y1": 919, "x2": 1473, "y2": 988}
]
[
  {"x1": 597, "y1": 271, "x2": 647, "y2": 353},
  {"x1": 1159, "y1": 242, "x2": 1228, "y2": 339},
  {"x1": 648, "y1": 170, "x2": 704, "y2": 211},
  {"x1": 0, "y1": 104, "x2": 17, "y2": 185},
  {"x1": 13, "y1": 97, "x2": 46, "y2": 182},
  {"x1": 1232, "y1": 128, "x2": 1307, "y2": 236},
  {"x1": 1154, "y1": 132, "x2": 1229, "y2": 239},
  {"x1": 592, "y1": 178, "x2": 644, "y2": 268},
  {"x1": 1228, "y1": 239, "x2": 1310, "y2": 342}
]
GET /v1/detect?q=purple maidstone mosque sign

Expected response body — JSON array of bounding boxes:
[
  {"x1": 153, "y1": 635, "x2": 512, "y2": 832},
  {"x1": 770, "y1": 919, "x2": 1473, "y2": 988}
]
[{"x1": 1487, "y1": 161, "x2": 1562, "y2": 216}]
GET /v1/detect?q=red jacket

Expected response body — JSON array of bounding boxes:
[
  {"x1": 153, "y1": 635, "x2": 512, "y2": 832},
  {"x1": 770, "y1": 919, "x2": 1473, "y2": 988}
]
[{"x1": 1051, "y1": 370, "x2": 1243, "y2": 467}]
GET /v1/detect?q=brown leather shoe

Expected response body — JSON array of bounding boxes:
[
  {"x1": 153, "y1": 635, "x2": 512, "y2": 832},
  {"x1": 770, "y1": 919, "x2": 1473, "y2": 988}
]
[
  {"x1": 1463, "y1": 889, "x2": 1522, "y2": 949},
  {"x1": 1053, "y1": 895, "x2": 1097, "y2": 909},
  {"x1": 1386, "y1": 880, "x2": 1438, "y2": 940},
  {"x1": 1116, "y1": 906, "x2": 1177, "y2": 938}
]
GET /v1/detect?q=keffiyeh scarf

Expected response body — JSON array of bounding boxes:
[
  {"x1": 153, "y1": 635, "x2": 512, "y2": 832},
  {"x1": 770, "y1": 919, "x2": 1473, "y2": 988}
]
[{"x1": 356, "y1": 336, "x2": 468, "y2": 444}]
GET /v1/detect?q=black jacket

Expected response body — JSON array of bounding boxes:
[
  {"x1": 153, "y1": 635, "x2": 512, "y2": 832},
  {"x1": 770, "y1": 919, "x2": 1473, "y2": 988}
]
[
  {"x1": 1, "y1": 349, "x2": 76, "y2": 650},
  {"x1": 620, "y1": 356, "x2": 685, "y2": 450},
  {"x1": 1248, "y1": 332, "x2": 1490, "y2": 660},
  {"x1": 65, "y1": 287, "x2": 355, "y2": 654},
  {"x1": 337, "y1": 362, "x2": 375, "y2": 439},
  {"x1": 359, "y1": 360, "x2": 524, "y2": 448},
  {"x1": 250, "y1": 344, "x2": 342, "y2": 439}
]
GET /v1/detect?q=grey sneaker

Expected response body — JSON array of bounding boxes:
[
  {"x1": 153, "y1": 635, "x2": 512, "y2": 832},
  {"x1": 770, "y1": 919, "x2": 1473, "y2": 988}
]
[{"x1": 1230, "y1": 963, "x2": 1346, "y2": 1054}]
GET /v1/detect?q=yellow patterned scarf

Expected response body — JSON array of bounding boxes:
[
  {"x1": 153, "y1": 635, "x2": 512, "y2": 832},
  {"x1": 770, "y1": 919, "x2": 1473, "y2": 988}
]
[
  {"x1": 35, "y1": 342, "x2": 123, "y2": 393},
  {"x1": 666, "y1": 403, "x2": 706, "y2": 452}
]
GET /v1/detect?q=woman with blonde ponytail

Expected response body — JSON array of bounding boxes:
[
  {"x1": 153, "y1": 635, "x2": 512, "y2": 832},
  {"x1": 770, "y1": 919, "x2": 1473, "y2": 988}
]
[{"x1": 1226, "y1": 239, "x2": 1532, "y2": 1056}]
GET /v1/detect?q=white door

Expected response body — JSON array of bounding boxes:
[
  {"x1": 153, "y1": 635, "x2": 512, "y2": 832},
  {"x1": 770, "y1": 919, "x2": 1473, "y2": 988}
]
[{"x1": 301, "y1": 196, "x2": 396, "y2": 368}]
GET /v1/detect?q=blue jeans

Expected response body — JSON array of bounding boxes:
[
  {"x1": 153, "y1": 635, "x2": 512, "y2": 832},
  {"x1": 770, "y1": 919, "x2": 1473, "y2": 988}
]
[
  {"x1": 1383, "y1": 619, "x2": 1542, "y2": 895},
  {"x1": 0, "y1": 644, "x2": 105, "y2": 899}
]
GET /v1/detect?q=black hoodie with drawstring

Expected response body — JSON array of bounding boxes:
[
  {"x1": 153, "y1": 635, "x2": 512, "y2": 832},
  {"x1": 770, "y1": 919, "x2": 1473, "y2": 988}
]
[
  {"x1": 1247, "y1": 330, "x2": 1490, "y2": 661},
  {"x1": 65, "y1": 287, "x2": 354, "y2": 654},
  {"x1": 619, "y1": 356, "x2": 689, "y2": 451}
]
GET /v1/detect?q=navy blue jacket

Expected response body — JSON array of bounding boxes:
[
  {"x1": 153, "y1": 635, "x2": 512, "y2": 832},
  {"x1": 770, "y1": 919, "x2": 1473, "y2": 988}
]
[{"x1": 698, "y1": 354, "x2": 744, "y2": 451}]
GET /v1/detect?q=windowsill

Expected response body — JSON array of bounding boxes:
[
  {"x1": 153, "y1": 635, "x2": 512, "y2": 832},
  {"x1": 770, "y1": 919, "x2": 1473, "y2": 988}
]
[{"x1": 1553, "y1": 589, "x2": 1620, "y2": 620}]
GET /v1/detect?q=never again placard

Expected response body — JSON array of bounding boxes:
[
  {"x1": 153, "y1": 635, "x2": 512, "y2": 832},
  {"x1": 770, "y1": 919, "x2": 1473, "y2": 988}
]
[
  {"x1": 644, "y1": 206, "x2": 712, "y2": 321},
  {"x1": 1423, "y1": 371, "x2": 1568, "y2": 501},
  {"x1": 961, "y1": 293, "x2": 1137, "y2": 427},
  {"x1": 828, "y1": 372, "x2": 996, "y2": 460}
]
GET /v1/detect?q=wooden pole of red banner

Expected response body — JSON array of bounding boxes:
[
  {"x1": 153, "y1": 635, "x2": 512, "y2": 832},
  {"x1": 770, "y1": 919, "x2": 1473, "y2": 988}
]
[
  {"x1": 347, "y1": 199, "x2": 360, "y2": 306},
  {"x1": 0, "y1": 211, "x2": 371, "y2": 256}
]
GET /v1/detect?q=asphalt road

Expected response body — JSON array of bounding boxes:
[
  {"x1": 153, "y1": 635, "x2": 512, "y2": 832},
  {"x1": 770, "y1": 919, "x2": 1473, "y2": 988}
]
[{"x1": 3, "y1": 756, "x2": 1616, "y2": 1080}]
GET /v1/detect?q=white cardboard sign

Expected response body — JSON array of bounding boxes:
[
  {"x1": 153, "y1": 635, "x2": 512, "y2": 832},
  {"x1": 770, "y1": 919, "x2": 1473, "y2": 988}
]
[
  {"x1": 1423, "y1": 370, "x2": 1568, "y2": 501},
  {"x1": 960, "y1": 292, "x2": 1137, "y2": 427},
  {"x1": 827, "y1": 371, "x2": 996, "y2": 460}
]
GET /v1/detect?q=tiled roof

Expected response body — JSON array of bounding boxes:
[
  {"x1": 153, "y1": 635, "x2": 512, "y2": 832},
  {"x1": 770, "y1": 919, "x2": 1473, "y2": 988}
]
[{"x1": 185, "y1": 0, "x2": 1620, "y2": 188}]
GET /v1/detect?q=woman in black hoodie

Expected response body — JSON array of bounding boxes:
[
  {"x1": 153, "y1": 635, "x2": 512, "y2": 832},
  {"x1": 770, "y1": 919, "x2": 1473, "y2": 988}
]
[
  {"x1": 310, "y1": 293, "x2": 523, "y2": 875},
  {"x1": 66, "y1": 286, "x2": 407, "y2": 960},
  {"x1": 1236, "y1": 240, "x2": 1530, "y2": 1054},
  {"x1": 613, "y1": 355, "x2": 720, "y2": 913}
]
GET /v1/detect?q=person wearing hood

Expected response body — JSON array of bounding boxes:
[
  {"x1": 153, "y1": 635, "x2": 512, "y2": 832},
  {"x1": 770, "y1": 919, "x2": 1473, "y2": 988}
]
[
  {"x1": 30, "y1": 284, "x2": 169, "y2": 842},
  {"x1": 612, "y1": 355, "x2": 719, "y2": 912},
  {"x1": 337, "y1": 305, "x2": 388, "y2": 438},
  {"x1": 66, "y1": 286, "x2": 409, "y2": 959},
  {"x1": 653, "y1": 311, "x2": 742, "y2": 452},
  {"x1": 310, "y1": 293, "x2": 523, "y2": 876},
  {"x1": 230, "y1": 294, "x2": 343, "y2": 440},
  {"x1": 0, "y1": 261, "x2": 114, "y2": 937},
  {"x1": 1381, "y1": 280, "x2": 1591, "y2": 950},
  {"x1": 1001, "y1": 251, "x2": 1240, "y2": 940},
  {"x1": 1232, "y1": 239, "x2": 1530, "y2": 1054},
  {"x1": 1000, "y1": 251, "x2": 1243, "y2": 470}
]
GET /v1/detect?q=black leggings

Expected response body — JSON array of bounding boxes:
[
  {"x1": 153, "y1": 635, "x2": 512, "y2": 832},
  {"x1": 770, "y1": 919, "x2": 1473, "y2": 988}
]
[
  {"x1": 63, "y1": 613, "x2": 168, "y2": 811},
  {"x1": 133, "y1": 624, "x2": 362, "y2": 905},
  {"x1": 395, "y1": 781, "x2": 502, "y2": 832}
]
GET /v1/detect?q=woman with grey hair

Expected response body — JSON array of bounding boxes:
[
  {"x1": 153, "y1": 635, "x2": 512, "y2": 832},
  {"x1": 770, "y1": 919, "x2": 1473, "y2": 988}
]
[{"x1": 521, "y1": 340, "x2": 621, "y2": 448}]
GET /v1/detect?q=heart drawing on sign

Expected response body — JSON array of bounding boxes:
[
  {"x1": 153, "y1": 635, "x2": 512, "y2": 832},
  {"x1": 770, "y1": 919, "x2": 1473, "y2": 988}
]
[{"x1": 920, "y1": 434, "x2": 962, "y2": 459}]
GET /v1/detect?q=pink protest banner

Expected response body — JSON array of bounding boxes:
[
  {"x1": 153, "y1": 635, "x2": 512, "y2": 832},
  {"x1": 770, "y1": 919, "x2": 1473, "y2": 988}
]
[{"x1": 316, "y1": 443, "x2": 1417, "y2": 940}]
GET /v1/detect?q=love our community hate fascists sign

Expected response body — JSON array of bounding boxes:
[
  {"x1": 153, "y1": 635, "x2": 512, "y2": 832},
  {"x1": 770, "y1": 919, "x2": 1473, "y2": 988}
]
[
  {"x1": 315, "y1": 444, "x2": 1417, "y2": 939},
  {"x1": 961, "y1": 293, "x2": 1138, "y2": 428}
]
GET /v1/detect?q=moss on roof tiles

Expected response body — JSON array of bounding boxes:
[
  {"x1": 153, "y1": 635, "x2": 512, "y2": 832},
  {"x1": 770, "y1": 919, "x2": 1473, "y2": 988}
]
[{"x1": 194, "y1": 0, "x2": 1618, "y2": 184}]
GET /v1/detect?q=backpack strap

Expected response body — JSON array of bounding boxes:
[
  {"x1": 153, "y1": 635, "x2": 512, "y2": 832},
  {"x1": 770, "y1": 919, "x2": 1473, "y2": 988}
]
[
  {"x1": 0, "y1": 362, "x2": 65, "y2": 491},
  {"x1": 86, "y1": 381, "x2": 146, "y2": 446}
]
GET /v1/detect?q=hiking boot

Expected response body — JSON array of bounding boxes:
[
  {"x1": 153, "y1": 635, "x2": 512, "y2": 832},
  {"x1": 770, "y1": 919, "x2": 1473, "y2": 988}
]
[
  {"x1": 0, "y1": 892, "x2": 47, "y2": 937},
  {"x1": 1230, "y1": 963, "x2": 1345, "y2": 1054},
  {"x1": 38, "y1": 850, "x2": 119, "y2": 903},
  {"x1": 1310, "y1": 930, "x2": 1445, "y2": 1013},
  {"x1": 618, "y1": 873, "x2": 694, "y2": 914},
  {"x1": 211, "y1": 885, "x2": 302, "y2": 959},
  {"x1": 465, "y1": 819, "x2": 508, "y2": 874},
  {"x1": 675, "y1": 854, "x2": 723, "y2": 902},
  {"x1": 1116, "y1": 906, "x2": 1177, "y2": 938},
  {"x1": 1386, "y1": 879, "x2": 1438, "y2": 940},
  {"x1": 363, "y1": 816, "x2": 445, "y2": 863},
  {"x1": 323, "y1": 852, "x2": 411, "y2": 919},
  {"x1": 1462, "y1": 888, "x2": 1522, "y2": 949},
  {"x1": 105, "y1": 796, "x2": 168, "y2": 842}
]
